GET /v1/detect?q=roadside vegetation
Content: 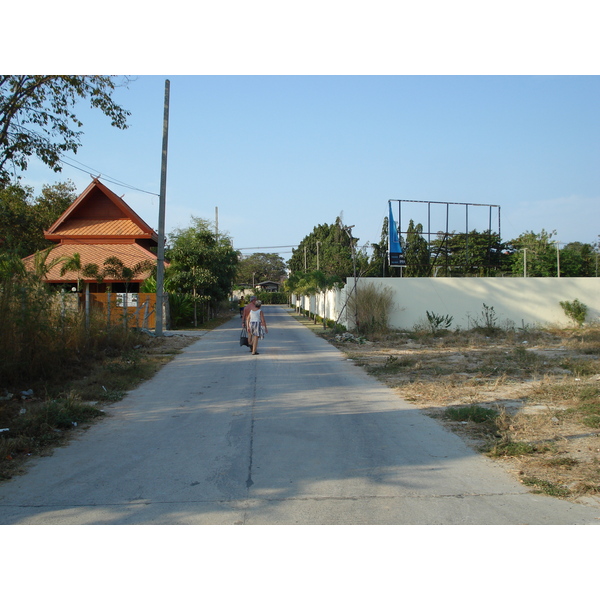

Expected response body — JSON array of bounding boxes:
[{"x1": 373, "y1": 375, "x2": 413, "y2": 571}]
[
  {"x1": 293, "y1": 306, "x2": 600, "y2": 504},
  {"x1": 0, "y1": 258, "x2": 230, "y2": 480}
]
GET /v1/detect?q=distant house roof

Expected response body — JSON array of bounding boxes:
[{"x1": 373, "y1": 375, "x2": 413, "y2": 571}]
[
  {"x1": 256, "y1": 280, "x2": 280, "y2": 290},
  {"x1": 23, "y1": 178, "x2": 162, "y2": 284}
]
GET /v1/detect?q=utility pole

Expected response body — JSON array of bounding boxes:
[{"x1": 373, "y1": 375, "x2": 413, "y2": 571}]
[
  {"x1": 344, "y1": 225, "x2": 359, "y2": 332},
  {"x1": 155, "y1": 79, "x2": 170, "y2": 336},
  {"x1": 555, "y1": 241, "x2": 561, "y2": 277},
  {"x1": 524, "y1": 248, "x2": 527, "y2": 277},
  {"x1": 316, "y1": 240, "x2": 321, "y2": 271},
  {"x1": 215, "y1": 206, "x2": 219, "y2": 241}
]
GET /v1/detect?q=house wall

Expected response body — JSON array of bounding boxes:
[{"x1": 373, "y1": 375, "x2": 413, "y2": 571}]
[
  {"x1": 293, "y1": 278, "x2": 600, "y2": 330},
  {"x1": 89, "y1": 293, "x2": 159, "y2": 329}
]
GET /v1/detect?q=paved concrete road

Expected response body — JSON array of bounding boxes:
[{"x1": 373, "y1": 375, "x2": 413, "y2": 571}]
[{"x1": 1, "y1": 306, "x2": 599, "y2": 525}]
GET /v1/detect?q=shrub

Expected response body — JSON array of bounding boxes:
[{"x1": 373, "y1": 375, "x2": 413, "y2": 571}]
[
  {"x1": 347, "y1": 283, "x2": 394, "y2": 335},
  {"x1": 426, "y1": 311, "x2": 453, "y2": 334},
  {"x1": 471, "y1": 303, "x2": 500, "y2": 335},
  {"x1": 444, "y1": 405, "x2": 498, "y2": 423},
  {"x1": 559, "y1": 298, "x2": 587, "y2": 327},
  {"x1": 256, "y1": 291, "x2": 287, "y2": 304},
  {"x1": 0, "y1": 260, "x2": 149, "y2": 387}
]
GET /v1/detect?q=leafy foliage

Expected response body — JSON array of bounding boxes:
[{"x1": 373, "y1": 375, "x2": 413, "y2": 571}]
[
  {"x1": 405, "y1": 219, "x2": 430, "y2": 276},
  {"x1": 165, "y1": 217, "x2": 238, "y2": 326},
  {"x1": 235, "y1": 252, "x2": 286, "y2": 286},
  {"x1": 429, "y1": 229, "x2": 508, "y2": 276},
  {"x1": 288, "y1": 218, "x2": 368, "y2": 279},
  {"x1": 426, "y1": 311, "x2": 453, "y2": 334},
  {"x1": 508, "y1": 229, "x2": 559, "y2": 276},
  {"x1": 0, "y1": 76, "x2": 130, "y2": 185},
  {"x1": 560, "y1": 298, "x2": 588, "y2": 327},
  {"x1": 0, "y1": 180, "x2": 77, "y2": 257},
  {"x1": 0, "y1": 257, "x2": 143, "y2": 386}
]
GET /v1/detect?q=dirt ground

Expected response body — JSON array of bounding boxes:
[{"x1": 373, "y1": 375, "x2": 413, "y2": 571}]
[{"x1": 320, "y1": 323, "x2": 600, "y2": 507}]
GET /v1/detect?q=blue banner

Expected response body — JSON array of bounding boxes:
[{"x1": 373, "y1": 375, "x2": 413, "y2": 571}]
[{"x1": 388, "y1": 202, "x2": 405, "y2": 266}]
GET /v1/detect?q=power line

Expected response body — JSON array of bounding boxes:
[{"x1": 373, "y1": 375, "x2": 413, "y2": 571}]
[
  {"x1": 236, "y1": 245, "x2": 297, "y2": 250},
  {"x1": 5, "y1": 129, "x2": 159, "y2": 197},
  {"x1": 58, "y1": 156, "x2": 159, "y2": 197}
]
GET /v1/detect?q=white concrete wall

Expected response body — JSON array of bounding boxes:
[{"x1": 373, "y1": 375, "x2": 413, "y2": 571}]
[{"x1": 294, "y1": 278, "x2": 600, "y2": 330}]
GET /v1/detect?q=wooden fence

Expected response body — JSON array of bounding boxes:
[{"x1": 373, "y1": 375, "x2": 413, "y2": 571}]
[{"x1": 88, "y1": 292, "x2": 158, "y2": 329}]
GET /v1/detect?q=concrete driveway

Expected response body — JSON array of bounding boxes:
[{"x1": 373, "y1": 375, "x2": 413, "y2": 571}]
[{"x1": 1, "y1": 306, "x2": 599, "y2": 524}]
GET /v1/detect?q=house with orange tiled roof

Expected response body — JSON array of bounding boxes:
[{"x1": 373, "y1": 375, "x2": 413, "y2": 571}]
[{"x1": 23, "y1": 178, "x2": 161, "y2": 293}]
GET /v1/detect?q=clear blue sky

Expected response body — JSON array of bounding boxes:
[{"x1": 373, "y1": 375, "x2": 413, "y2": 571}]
[{"x1": 24, "y1": 75, "x2": 598, "y2": 258}]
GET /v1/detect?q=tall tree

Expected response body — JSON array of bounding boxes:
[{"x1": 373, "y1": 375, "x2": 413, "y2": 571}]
[
  {"x1": 288, "y1": 218, "x2": 367, "y2": 280},
  {"x1": 166, "y1": 218, "x2": 238, "y2": 325},
  {"x1": 559, "y1": 242, "x2": 597, "y2": 277},
  {"x1": 508, "y1": 229, "x2": 558, "y2": 277},
  {"x1": 235, "y1": 252, "x2": 287, "y2": 286},
  {"x1": 430, "y1": 229, "x2": 507, "y2": 276},
  {"x1": 0, "y1": 76, "x2": 130, "y2": 185},
  {"x1": 405, "y1": 219, "x2": 430, "y2": 277}
]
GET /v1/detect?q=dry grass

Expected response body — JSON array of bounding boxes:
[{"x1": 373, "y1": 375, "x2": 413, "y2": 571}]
[
  {"x1": 0, "y1": 310, "x2": 233, "y2": 481},
  {"x1": 319, "y1": 319, "x2": 600, "y2": 505}
]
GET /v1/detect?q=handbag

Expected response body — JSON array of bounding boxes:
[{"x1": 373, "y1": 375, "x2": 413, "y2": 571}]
[{"x1": 240, "y1": 329, "x2": 249, "y2": 347}]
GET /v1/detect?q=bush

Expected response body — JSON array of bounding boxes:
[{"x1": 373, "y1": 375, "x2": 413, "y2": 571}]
[
  {"x1": 167, "y1": 293, "x2": 194, "y2": 328},
  {"x1": 444, "y1": 405, "x2": 498, "y2": 423},
  {"x1": 426, "y1": 311, "x2": 453, "y2": 334},
  {"x1": 560, "y1": 298, "x2": 587, "y2": 327},
  {"x1": 347, "y1": 283, "x2": 394, "y2": 335},
  {"x1": 256, "y1": 291, "x2": 288, "y2": 304},
  {"x1": 0, "y1": 261, "x2": 148, "y2": 387}
]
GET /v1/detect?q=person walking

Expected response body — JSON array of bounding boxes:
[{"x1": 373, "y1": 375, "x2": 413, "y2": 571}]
[
  {"x1": 242, "y1": 296, "x2": 257, "y2": 350},
  {"x1": 245, "y1": 300, "x2": 268, "y2": 355}
]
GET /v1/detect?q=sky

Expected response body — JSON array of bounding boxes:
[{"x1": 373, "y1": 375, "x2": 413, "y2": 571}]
[
  {"x1": 20, "y1": 74, "x2": 599, "y2": 260},
  {"x1": 7, "y1": 2, "x2": 597, "y2": 265}
]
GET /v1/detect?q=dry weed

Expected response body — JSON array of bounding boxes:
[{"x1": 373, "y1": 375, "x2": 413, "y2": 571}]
[{"x1": 326, "y1": 323, "x2": 600, "y2": 503}]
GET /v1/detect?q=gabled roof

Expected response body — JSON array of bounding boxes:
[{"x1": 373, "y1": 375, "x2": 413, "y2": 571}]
[
  {"x1": 23, "y1": 243, "x2": 158, "y2": 284},
  {"x1": 45, "y1": 178, "x2": 158, "y2": 243}
]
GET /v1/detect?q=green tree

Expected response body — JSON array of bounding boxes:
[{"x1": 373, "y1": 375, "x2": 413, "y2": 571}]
[
  {"x1": 368, "y1": 216, "x2": 389, "y2": 277},
  {"x1": 286, "y1": 269, "x2": 343, "y2": 327},
  {"x1": 235, "y1": 252, "x2": 287, "y2": 286},
  {"x1": 405, "y1": 219, "x2": 430, "y2": 277},
  {"x1": 288, "y1": 218, "x2": 367, "y2": 280},
  {"x1": 430, "y1": 229, "x2": 507, "y2": 276},
  {"x1": 509, "y1": 230, "x2": 558, "y2": 277},
  {"x1": 559, "y1": 242, "x2": 596, "y2": 277},
  {"x1": 166, "y1": 217, "x2": 238, "y2": 326},
  {"x1": 1, "y1": 76, "x2": 130, "y2": 185},
  {"x1": 0, "y1": 180, "x2": 77, "y2": 257}
]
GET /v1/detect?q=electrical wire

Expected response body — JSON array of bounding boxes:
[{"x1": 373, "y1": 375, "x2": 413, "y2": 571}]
[
  {"x1": 58, "y1": 156, "x2": 159, "y2": 197},
  {"x1": 4, "y1": 129, "x2": 160, "y2": 197}
]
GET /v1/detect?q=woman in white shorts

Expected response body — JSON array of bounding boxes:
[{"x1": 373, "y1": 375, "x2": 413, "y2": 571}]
[{"x1": 245, "y1": 300, "x2": 268, "y2": 355}]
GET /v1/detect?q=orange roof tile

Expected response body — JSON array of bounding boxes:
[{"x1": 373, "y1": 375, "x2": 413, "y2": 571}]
[
  {"x1": 45, "y1": 179, "x2": 157, "y2": 242},
  {"x1": 23, "y1": 243, "x2": 162, "y2": 283},
  {"x1": 52, "y1": 218, "x2": 146, "y2": 237}
]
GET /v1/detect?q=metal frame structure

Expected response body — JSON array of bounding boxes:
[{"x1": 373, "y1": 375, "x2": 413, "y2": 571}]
[{"x1": 389, "y1": 199, "x2": 501, "y2": 275}]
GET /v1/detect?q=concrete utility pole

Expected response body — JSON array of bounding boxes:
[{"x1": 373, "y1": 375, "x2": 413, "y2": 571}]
[
  {"x1": 344, "y1": 225, "x2": 359, "y2": 331},
  {"x1": 316, "y1": 240, "x2": 321, "y2": 271},
  {"x1": 155, "y1": 79, "x2": 170, "y2": 336}
]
